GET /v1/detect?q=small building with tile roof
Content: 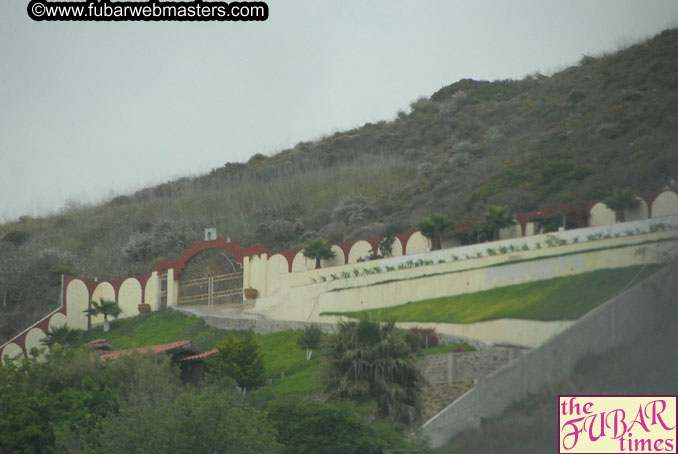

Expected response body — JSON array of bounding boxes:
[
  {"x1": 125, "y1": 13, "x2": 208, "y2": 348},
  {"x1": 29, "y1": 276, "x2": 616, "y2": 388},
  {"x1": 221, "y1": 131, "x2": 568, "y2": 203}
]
[{"x1": 97, "y1": 340, "x2": 217, "y2": 384}]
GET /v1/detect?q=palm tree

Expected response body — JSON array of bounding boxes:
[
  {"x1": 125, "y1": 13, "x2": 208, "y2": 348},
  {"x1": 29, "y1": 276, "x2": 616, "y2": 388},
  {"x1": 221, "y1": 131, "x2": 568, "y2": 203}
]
[
  {"x1": 604, "y1": 187, "x2": 639, "y2": 222},
  {"x1": 297, "y1": 324, "x2": 322, "y2": 360},
  {"x1": 325, "y1": 319, "x2": 423, "y2": 425},
  {"x1": 482, "y1": 205, "x2": 516, "y2": 241},
  {"x1": 84, "y1": 298, "x2": 122, "y2": 332},
  {"x1": 417, "y1": 213, "x2": 451, "y2": 250},
  {"x1": 302, "y1": 238, "x2": 336, "y2": 269},
  {"x1": 40, "y1": 324, "x2": 80, "y2": 349}
]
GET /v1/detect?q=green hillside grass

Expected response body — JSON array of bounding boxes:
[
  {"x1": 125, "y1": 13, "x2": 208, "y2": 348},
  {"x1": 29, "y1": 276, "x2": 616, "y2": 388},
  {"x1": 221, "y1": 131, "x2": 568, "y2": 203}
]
[
  {"x1": 324, "y1": 265, "x2": 662, "y2": 323},
  {"x1": 77, "y1": 309, "x2": 476, "y2": 396},
  {"x1": 79, "y1": 309, "x2": 325, "y2": 395},
  {"x1": 79, "y1": 309, "x2": 229, "y2": 351}
]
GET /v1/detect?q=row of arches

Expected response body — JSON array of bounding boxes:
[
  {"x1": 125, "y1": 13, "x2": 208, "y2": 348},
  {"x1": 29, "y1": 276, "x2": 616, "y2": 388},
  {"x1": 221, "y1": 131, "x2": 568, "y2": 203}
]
[
  {"x1": 0, "y1": 312, "x2": 68, "y2": 363},
  {"x1": 0, "y1": 274, "x2": 157, "y2": 363},
  {"x1": 499, "y1": 190, "x2": 678, "y2": 240},
  {"x1": 264, "y1": 231, "x2": 430, "y2": 274},
  {"x1": 588, "y1": 190, "x2": 678, "y2": 226}
]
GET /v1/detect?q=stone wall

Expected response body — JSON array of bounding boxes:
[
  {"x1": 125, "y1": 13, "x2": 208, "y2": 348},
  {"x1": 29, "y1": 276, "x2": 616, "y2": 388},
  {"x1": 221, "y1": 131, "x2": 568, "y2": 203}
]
[{"x1": 422, "y1": 347, "x2": 525, "y2": 385}]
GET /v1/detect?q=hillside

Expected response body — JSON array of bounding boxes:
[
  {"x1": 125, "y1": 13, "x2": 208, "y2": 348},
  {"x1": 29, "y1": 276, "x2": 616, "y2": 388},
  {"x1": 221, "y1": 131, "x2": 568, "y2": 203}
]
[{"x1": 1, "y1": 29, "x2": 677, "y2": 343}]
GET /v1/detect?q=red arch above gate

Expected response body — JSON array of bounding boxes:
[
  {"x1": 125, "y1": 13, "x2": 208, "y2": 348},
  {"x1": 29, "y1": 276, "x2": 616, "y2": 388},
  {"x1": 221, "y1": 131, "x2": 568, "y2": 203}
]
[{"x1": 154, "y1": 239, "x2": 268, "y2": 280}]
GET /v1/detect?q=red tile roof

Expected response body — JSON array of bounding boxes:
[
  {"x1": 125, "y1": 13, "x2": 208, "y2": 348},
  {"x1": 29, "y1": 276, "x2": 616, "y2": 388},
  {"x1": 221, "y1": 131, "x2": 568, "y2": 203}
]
[
  {"x1": 88, "y1": 339, "x2": 108, "y2": 344},
  {"x1": 99, "y1": 340, "x2": 193, "y2": 361},
  {"x1": 180, "y1": 349, "x2": 218, "y2": 362}
]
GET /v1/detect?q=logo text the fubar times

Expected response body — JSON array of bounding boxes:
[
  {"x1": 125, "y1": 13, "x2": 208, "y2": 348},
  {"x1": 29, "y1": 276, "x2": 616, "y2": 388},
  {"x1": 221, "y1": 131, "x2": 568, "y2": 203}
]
[{"x1": 559, "y1": 395, "x2": 677, "y2": 453}]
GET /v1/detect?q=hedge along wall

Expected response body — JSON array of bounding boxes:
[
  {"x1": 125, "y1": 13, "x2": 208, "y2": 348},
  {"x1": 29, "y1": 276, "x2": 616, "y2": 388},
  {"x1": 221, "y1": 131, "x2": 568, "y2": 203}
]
[{"x1": 419, "y1": 264, "x2": 678, "y2": 448}]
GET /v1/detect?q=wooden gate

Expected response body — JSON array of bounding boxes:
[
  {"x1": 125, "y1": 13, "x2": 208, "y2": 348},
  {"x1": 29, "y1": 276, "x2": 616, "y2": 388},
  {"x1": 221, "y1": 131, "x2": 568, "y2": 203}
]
[
  {"x1": 178, "y1": 271, "x2": 243, "y2": 306},
  {"x1": 177, "y1": 249, "x2": 243, "y2": 306}
]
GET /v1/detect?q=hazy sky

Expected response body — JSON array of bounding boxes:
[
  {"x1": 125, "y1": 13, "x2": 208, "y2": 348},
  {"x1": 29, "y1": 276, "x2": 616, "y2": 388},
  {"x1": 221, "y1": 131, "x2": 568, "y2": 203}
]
[{"x1": 1, "y1": 0, "x2": 677, "y2": 221}]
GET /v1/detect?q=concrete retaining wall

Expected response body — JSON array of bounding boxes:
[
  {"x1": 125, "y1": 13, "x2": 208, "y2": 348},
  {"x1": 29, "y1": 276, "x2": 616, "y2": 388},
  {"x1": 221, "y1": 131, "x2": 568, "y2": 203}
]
[
  {"x1": 252, "y1": 230, "x2": 677, "y2": 346},
  {"x1": 174, "y1": 309, "x2": 340, "y2": 335},
  {"x1": 420, "y1": 264, "x2": 678, "y2": 447}
]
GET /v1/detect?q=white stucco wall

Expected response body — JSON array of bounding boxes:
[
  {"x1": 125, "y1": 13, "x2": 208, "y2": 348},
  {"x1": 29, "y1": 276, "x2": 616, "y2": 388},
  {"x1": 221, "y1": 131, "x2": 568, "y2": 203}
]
[
  {"x1": 1, "y1": 343, "x2": 23, "y2": 364},
  {"x1": 391, "y1": 237, "x2": 404, "y2": 256},
  {"x1": 326, "y1": 245, "x2": 346, "y2": 267},
  {"x1": 251, "y1": 227, "x2": 678, "y2": 346},
  {"x1": 499, "y1": 222, "x2": 522, "y2": 240},
  {"x1": 245, "y1": 254, "x2": 268, "y2": 297},
  {"x1": 255, "y1": 216, "x2": 678, "y2": 299},
  {"x1": 406, "y1": 231, "x2": 430, "y2": 254},
  {"x1": 266, "y1": 254, "x2": 289, "y2": 296},
  {"x1": 291, "y1": 250, "x2": 309, "y2": 272},
  {"x1": 652, "y1": 191, "x2": 678, "y2": 218},
  {"x1": 589, "y1": 202, "x2": 616, "y2": 226},
  {"x1": 145, "y1": 272, "x2": 159, "y2": 310},
  {"x1": 24, "y1": 328, "x2": 47, "y2": 357},
  {"x1": 524, "y1": 222, "x2": 536, "y2": 236},
  {"x1": 66, "y1": 279, "x2": 89, "y2": 330},
  {"x1": 118, "y1": 278, "x2": 142, "y2": 318},
  {"x1": 395, "y1": 320, "x2": 575, "y2": 348},
  {"x1": 48, "y1": 313, "x2": 67, "y2": 331},
  {"x1": 348, "y1": 240, "x2": 372, "y2": 263}
]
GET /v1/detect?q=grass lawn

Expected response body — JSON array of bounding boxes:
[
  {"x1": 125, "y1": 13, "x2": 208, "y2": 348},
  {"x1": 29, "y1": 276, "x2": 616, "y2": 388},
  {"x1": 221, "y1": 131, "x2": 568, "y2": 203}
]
[
  {"x1": 324, "y1": 265, "x2": 662, "y2": 323},
  {"x1": 254, "y1": 329, "x2": 328, "y2": 395},
  {"x1": 79, "y1": 308, "x2": 231, "y2": 351}
]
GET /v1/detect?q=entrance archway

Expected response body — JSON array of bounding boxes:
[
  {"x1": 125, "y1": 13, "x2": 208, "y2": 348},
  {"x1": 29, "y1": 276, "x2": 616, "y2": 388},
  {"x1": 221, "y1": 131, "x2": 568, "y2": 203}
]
[{"x1": 178, "y1": 249, "x2": 243, "y2": 305}]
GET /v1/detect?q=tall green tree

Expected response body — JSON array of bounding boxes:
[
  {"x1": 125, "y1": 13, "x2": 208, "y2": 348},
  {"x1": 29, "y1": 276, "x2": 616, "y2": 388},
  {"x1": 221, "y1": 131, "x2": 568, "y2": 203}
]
[
  {"x1": 83, "y1": 298, "x2": 121, "y2": 332},
  {"x1": 208, "y1": 331, "x2": 266, "y2": 392},
  {"x1": 303, "y1": 238, "x2": 336, "y2": 269},
  {"x1": 378, "y1": 222, "x2": 404, "y2": 257},
  {"x1": 482, "y1": 205, "x2": 516, "y2": 241},
  {"x1": 604, "y1": 187, "x2": 640, "y2": 222},
  {"x1": 0, "y1": 347, "x2": 120, "y2": 453},
  {"x1": 75, "y1": 386, "x2": 282, "y2": 454},
  {"x1": 325, "y1": 319, "x2": 423, "y2": 425},
  {"x1": 418, "y1": 213, "x2": 451, "y2": 250}
]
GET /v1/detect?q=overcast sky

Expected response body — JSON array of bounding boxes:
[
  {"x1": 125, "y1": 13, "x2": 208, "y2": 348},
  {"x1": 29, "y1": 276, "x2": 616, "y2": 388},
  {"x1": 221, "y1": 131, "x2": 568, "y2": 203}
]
[{"x1": 1, "y1": 0, "x2": 677, "y2": 221}]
